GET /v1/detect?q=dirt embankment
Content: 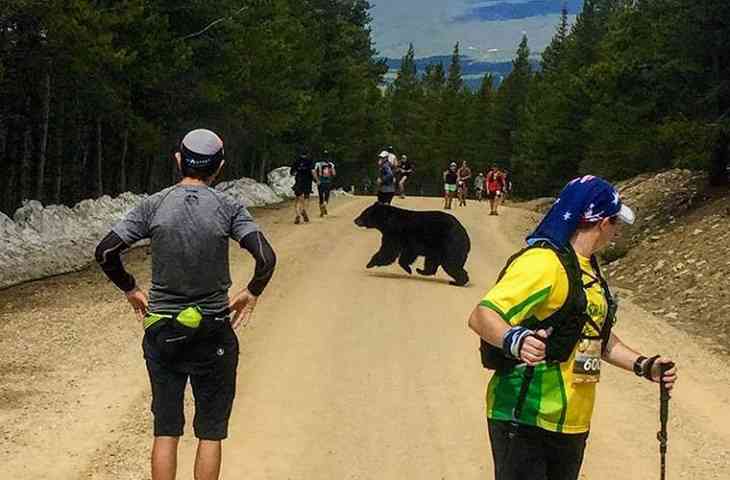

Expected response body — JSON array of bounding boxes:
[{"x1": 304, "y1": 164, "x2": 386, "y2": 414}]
[{"x1": 603, "y1": 170, "x2": 730, "y2": 355}]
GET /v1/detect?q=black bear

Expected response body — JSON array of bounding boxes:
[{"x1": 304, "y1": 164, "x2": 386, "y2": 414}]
[{"x1": 354, "y1": 203, "x2": 471, "y2": 286}]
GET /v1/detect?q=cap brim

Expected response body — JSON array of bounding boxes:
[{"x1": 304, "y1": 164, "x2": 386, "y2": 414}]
[{"x1": 617, "y1": 204, "x2": 635, "y2": 225}]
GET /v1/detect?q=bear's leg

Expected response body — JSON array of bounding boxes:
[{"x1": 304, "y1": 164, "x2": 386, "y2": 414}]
[
  {"x1": 366, "y1": 236, "x2": 401, "y2": 268},
  {"x1": 442, "y1": 263, "x2": 469, "y2": 286},
  {"x1": 398, "y1": 248, "x2": 418, "y2": 274},
  {"x1": 416, "y1": 256, "x2": 439, "y2": 276}
]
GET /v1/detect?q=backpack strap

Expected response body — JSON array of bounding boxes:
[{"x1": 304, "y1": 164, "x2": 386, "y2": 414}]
[{"x1": 589, "y1": 255, "x2": 617, "y2": 353}]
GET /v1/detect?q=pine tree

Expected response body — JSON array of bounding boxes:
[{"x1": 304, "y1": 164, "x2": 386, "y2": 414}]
[
  {"x1": 446, "y1": 42, "x2": 464, "y2": 93},
  {"x1": 493, "y1": 35, "x2": 532, "y2": 169},
  {"x1": 541, "y1": 3, "x2": 570, "y2": 75}
]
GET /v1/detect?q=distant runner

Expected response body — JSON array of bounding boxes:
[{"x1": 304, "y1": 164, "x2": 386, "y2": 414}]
[
  {"x1": 457, "y1": 161, "x2": 472, "y2": 207},
  {"x1": 377, "y1": 150, "x2": 396, "y2": 205},
  {"x1": 501, "y1": 168, "x2": 513, "y2": 203},
  {"x1": 398, "y1": 154, "x2": 414, "y2": 199},
  {"x1": 95, "y1": 129, "x2": 276, "y2": 480},
  {"x1": 468, "y1": 175, "x2": 677, "y2": 480},
  {"x1": 314, "y1": 150, "x2": 336, "y2": 217},
  {"x1": 485, "y1": 166, "x2": 505, "y2": 216},
  {"x1": 386, "y1": 145, "x2": 399, "y2": 171},
  {"x1": 474, "y1": 172, "x2": 485, "y2": 201},
  {"x1": 443, "y1": 162, "x2": 458, "y2": 210},
  {"x1": 291, "y1": 149, "x2": 316, "y2": 224}
]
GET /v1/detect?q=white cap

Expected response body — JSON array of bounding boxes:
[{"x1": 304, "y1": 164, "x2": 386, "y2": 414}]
[
  {"x1": 617, "y1": 204, "x2": 636, "y2": 225},
  {"x1": 379, "y1": 150, "x2": 389, "y2": 158}
]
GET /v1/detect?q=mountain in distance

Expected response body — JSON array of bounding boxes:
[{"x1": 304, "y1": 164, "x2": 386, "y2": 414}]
[
  {"x1": 381, "y1": 55, "x2": 541, "y2": 90},
  {"x1": 453, "y1": 0, "x2": 583, "y2": 23},
  {"x1": 370, "y1": 0, "x2": 582, "y2": 62}
]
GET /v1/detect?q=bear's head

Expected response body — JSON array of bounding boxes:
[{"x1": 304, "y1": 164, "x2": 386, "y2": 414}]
[{"x1": 354, "y1": 203, "x2": 397, "y2": 231}]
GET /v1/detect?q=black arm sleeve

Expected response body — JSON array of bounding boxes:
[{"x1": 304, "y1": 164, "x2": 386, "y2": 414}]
[
  {"x1": 239, "y1": 231, "x2": 276, "y2": 296},
  {"x1": 95, "y1": 231, "x2": 136, "y2": 293}
]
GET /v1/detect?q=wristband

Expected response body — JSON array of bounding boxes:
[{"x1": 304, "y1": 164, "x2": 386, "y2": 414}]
[
  {"x1": 502, "y1": 326, "x2": 534, "y2": 360},
  {"x1": 633, "y1": 355, "x2": 647, "y2": 377},
  {"x1": 643, "y1": 355, "x2": 661, "y2": 381}
]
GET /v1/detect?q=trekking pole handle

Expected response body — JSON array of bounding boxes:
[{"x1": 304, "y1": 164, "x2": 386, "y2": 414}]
[
  {"x1": 660, "y1": 361, "x2": 675, "y2": 405},
  {"x1": 657, "y1": 361, "x2": 674, "y2": 447}
]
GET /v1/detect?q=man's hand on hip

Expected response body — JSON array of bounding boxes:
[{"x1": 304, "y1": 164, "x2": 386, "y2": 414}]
[
  {"x1": 125, "y1": 288, "x2": 149, "y2": 322},
  {"x1": 229, "y1": 289, "x2": 258, "y2": 330}
]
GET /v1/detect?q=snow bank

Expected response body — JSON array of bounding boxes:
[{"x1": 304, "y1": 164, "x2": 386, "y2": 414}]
[{"x1": 0, "y1": 172, "x2": 298, "y2": 289}]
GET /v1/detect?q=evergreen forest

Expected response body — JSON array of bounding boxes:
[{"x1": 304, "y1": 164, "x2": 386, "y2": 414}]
[{"x1": 1, "y1": 0, "x2": 728, "y2": 215}]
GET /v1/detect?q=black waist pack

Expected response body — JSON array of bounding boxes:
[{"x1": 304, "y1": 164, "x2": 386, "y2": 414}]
[{"x1": 143, "y1": 306, "x2": 205, "y2": 359}]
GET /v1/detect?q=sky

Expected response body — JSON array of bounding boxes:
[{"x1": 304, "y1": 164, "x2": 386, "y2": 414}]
[{"x1": 369, "y1": 0, "x2": 581, "y2": 62}]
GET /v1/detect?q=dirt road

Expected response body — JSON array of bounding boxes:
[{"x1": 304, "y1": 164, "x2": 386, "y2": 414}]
[{"x1": 1, "y1": 196, "x2": 728, "y2": 479}]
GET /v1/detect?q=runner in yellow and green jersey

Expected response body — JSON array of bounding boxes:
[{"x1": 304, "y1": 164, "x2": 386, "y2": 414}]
[{"x1": 468, "y1": 175, "x2": 678, "y2": 480}]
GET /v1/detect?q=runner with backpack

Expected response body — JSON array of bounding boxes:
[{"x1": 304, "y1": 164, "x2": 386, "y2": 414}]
[
  {"x1": 468, "y1": 175, "x2": 677, "y2": 480},
  {"x1": 314, "y1": 150, "x2": 336, "y2": 217},
  {"x1": 290, "y1": 149, "x2": 316, "y2": 224},
  {"x1": 376, "y1": 150, "x2": 396, "y2": 205}
]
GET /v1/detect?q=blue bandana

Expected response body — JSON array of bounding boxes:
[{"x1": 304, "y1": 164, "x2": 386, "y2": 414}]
[{"x1": 527, "y1": 175, "x2": 635, "y2": 249}]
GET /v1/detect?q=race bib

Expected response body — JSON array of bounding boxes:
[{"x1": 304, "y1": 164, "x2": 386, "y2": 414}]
[{"x1": 572, "y1": 339, "x2": 602, "y2": 384}]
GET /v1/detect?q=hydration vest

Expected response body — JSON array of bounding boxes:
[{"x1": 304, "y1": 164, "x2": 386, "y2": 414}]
[{"x1": 479, "y1": 241, "x2": 617, "y2": 371}]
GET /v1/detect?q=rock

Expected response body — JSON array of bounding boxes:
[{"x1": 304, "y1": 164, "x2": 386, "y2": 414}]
[
  {"x1": 267, "y1": 166, "x2": 297, "y2": 199},
  {"x1": 665, "y1": 312, "x2": 679, "y2": 320},
  {"x1": 693, "y1": 228, "x2": 703, "y2": 235},
  {"x1": 654, "y1": 260, "x2": 666, "y2": 272},
  {"x1": 215, "y1": 177, "x2": 283, "y2": 207}
]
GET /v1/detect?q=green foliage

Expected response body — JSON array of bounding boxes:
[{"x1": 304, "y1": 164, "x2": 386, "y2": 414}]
[
  {"x1": 4, "y1": 0, "x2": 728, "y2": 210},
  {"x1": 510, "y1": 0, "x2": 730, "y2": 197},
  {"x1": 0, "y1": 0, "x2": 387, "y2": 212}
]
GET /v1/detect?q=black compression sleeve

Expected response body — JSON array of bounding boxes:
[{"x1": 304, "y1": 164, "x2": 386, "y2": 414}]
[
  {"x1": 239, "y1": 231, "x2": 277, "y2": 296},
  {"x1": 95, "y1": 231, "x2": 136, "y2": 293}
]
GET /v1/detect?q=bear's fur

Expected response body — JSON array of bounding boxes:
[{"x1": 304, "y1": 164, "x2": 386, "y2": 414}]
[{"x1": 354, "y1": 203, "x2": 471, "y2": 286}]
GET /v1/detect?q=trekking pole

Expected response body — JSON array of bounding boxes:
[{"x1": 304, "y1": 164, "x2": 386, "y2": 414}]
[{"x1": 657, "y1": 361, "x2": 675, "y2": 480}]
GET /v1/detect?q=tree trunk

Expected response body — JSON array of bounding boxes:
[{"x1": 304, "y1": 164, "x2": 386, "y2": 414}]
[
  {"x1": 95, "y1": 117, "x2": 103, "y2": 198},
  {"x1": 119, "y1": 126, "x2": 129, "y2": 193},
  {"x1": 0, "y1": 119, "x2": 7, "y2": 213},
  {"x1": 146, "y1": 155, "x2": 155, "y2": 192},
  {"x1": 249, "y1": 149, "x2": 257, "y2": 178},
  {"x1": 709, "y1": 129, "x2": 729, "y2": 186},
  {"x1": 5, "y1": 128, "x2": 19, "y2": 213},
  {"x1": 35, "y1": 66, "x2": 51, "y2": 202},
  {"x1": 19, "y1": 120, "x2": 32, "y2": 203},
  {"x1": 79, "y1": 126, "x2": 90, "y2": 201},
  {"x1": 52, "y1": 97, "x2": 65, "y2": 204},
  {"x1": 258, "y1": 149, "x2": 269, "y2": 183}
]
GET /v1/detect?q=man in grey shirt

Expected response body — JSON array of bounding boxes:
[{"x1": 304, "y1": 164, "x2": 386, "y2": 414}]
[{"x1": 95, "y1": 129, "x2": 276, "y2": 480}]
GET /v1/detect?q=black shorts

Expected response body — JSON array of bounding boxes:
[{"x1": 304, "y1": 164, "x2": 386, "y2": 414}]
[
  {"x1": 486, "y1": 190, "x2": 499, "y2": 200},
  {"x1": 293, "y1": 179, "x2": 312, "y2": 197},
  {"x1": 488, "y1": 419, "x2": 588, "y2": 480},
  {"x1": 318, "y1": 184, "x2": 332, "y2": 204},
  {"x1": 143, "y1": 321, "x2": 239, "y2": 440}
]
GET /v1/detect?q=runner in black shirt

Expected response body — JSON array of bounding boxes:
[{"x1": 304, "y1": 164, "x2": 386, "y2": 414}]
[
  {"x1": 290, "y1": 150, "x2": 316, "y2": 224},
  {"x1": 95, "y1": 129, "x2": 276, "y2": 480}
]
